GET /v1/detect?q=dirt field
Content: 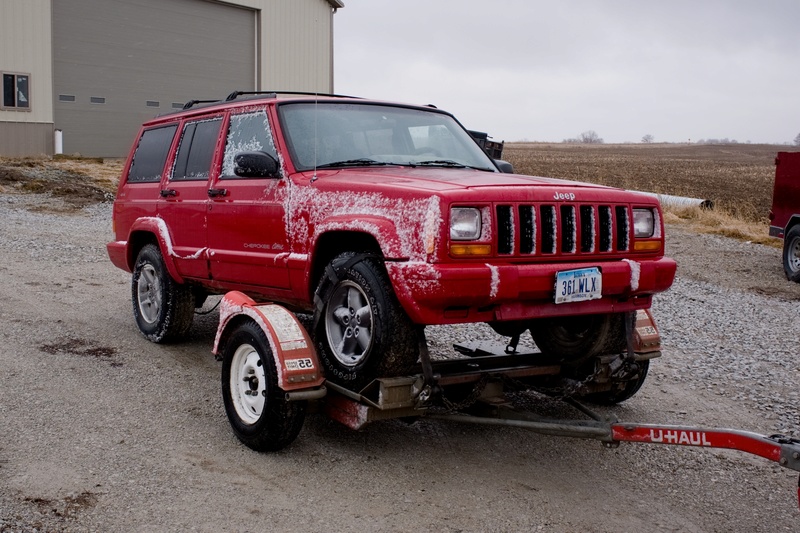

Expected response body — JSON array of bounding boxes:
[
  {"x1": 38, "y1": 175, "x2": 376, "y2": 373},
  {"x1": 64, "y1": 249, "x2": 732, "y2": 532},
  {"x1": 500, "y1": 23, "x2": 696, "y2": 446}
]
[
  {"x1": 1, "y1": 153, "x2": 799, "y2": 532},
  {"x1": 503, "y1": 142, "x2": 789, "y2": 223}
]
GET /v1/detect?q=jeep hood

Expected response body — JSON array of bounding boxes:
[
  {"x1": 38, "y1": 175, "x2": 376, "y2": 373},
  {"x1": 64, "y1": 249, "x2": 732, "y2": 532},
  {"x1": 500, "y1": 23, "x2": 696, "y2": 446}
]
[{"x1": 312, "y1": 167, "x2": 616, "y2": 193}]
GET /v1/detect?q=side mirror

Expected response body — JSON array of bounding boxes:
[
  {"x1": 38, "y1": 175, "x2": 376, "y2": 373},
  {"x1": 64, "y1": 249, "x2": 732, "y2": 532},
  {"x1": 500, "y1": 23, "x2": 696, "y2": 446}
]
[
  {"x1": 234, "y1": 151, "x2": 280, "y2": 178},
  {"x1": 494, "y1": 159, "x2": 514, "y2": 174}
]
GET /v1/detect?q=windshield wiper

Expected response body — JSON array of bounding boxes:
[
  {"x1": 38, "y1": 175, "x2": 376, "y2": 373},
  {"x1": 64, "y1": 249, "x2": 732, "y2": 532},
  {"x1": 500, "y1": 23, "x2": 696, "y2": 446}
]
[
  {"x1": 416, "y1": 159, "x2": 466, "y2": 168},
  {"x1": 316, "y1": 158, "x2": 388, "y2": 169},
  {"x1": 415, "y1": 160, "x2": 494, "y2": 172}
]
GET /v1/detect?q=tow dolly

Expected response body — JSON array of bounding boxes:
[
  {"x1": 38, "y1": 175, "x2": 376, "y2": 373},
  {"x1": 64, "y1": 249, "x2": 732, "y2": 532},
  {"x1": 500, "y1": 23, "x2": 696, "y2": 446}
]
[{"x1": 213, "y1": 291, "x2": 800, "y2": 509}]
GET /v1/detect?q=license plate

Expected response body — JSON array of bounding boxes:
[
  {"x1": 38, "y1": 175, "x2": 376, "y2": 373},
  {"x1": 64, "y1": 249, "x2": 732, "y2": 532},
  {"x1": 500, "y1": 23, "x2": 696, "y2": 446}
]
[{"x1": 555, "y1": 267, "x2": 602, "y2": 304}]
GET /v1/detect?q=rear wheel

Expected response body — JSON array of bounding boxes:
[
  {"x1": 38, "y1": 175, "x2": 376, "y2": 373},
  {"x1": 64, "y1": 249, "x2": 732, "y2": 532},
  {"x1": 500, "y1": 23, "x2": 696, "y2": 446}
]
[
  {"x1": 131, "y1": 244, "x2": 194, "y2": 343},
  {"x1": 783, "y1": 225, "x2": 800, "y2": 282},
  {"x1": 313, "y1": 252, "x2": 419, "y2": 390},
  {"x1": 221, "y1": 320, "x2": 306, "y2": 452},
  {"x1": 529, "y1": 313, "x2": 626, "y2": 362}
]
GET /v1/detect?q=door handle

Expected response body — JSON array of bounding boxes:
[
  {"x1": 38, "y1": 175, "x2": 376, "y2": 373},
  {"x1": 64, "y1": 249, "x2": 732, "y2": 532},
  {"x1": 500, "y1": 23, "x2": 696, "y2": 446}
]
[
  {"x1": 208, "y1": 188, "x2": 228, "y2": 198},
  {"x1": 160, "y1": 189, "x2": 177, "y2": 197}
]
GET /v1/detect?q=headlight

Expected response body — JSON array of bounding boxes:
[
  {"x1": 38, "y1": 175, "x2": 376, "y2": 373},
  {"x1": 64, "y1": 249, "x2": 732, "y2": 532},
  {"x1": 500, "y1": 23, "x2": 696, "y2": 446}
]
[
  {"x1": 450, "y1": 207, "x2": 481, "y2": 240},
  {"x1": 633, "y1": 208, "x2": 655, "y2": 238}
]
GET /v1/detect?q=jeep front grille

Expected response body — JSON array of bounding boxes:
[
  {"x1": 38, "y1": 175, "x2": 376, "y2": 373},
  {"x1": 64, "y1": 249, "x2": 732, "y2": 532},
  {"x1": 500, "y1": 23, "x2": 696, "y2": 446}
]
[{"x1": 495, "y1": 203, "x2": 630, "y2": 256}]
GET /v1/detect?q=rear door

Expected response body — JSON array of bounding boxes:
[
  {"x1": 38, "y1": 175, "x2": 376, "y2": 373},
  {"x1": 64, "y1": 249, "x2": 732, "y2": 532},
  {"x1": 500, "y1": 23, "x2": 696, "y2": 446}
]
[
  {"x1": 157, "y1": 115, "x2": 224, "y2": 280},
  {"x1": 116, "y1": 124, "x2": 178, "y2": 241},
  {"x1": 206, "y1": 108, "x2": 291, "y2": 289}
]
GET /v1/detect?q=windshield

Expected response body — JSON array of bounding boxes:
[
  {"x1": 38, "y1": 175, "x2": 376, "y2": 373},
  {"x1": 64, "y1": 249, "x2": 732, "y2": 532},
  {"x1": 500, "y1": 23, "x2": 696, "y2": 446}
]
[{"x1": 278, "y1": 102, "x2": 497, "y2": 172}]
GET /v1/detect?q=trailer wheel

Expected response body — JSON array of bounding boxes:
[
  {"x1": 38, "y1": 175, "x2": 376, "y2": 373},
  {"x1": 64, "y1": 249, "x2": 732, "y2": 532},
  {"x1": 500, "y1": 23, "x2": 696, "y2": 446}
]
[
  {"x1": 131, "y1": 244, "x2": 194, "y2": 343},
  {"x1": 529, "y1": 313, "x2": 626, "y2": 362},
  {"x1": 221, "y1": 320, "x2": 306, "y2": 452},
  {"x1": 582, "y1": 360, "x2": 650, "y2": 405},
  {"x1": 314, "y1": 252, "x2": 419, "y2": 390},
  {"x1": 783, "y1": 225, "x2": 800, "y2": 282}
]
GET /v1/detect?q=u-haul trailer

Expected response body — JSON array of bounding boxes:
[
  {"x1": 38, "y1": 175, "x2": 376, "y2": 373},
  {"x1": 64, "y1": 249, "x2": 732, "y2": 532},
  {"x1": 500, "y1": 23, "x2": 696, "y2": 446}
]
[{"x1": 212, "y1": 291, "x2": 800, "y2": 510}]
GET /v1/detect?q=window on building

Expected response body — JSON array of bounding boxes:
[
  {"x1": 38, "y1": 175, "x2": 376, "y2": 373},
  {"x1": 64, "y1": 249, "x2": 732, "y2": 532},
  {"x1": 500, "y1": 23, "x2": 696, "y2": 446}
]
[
  {"x1": 59, "y1": 94, "x2": 76, "y2": 102},
  {"x1": 146, "y1": 100, "x2": 160, "y2": 108},
  {"x1": 171, "y1": 118, "x2": 223, "y2": 181},
  {"x1": 2, "y1": 73, "x2": 30, "y2": 110},
  {"x1": 90, "y1": 96, "x2": 106, "y2": 104}
]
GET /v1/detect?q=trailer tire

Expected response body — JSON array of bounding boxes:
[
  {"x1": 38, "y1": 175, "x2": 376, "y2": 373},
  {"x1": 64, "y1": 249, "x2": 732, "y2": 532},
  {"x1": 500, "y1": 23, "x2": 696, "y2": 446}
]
[
  {"x1": 582, "y1": 359, "x2": 650, "y2": 405},
  {"x1": 314, "y1": 252, "x2": 419, "y2": 390},
  {"x1": 131, "y1": 244, "x2": 194, "y2": 343},
  {"x1": 782, "y1": 225, "x2": 800, "y2": 283},
  {"x1": 529, "y1": 313, "x2": 626, "y2": 362},
  {"x1": 221, "y1": 320, "x2": 306, "y2": 452}
]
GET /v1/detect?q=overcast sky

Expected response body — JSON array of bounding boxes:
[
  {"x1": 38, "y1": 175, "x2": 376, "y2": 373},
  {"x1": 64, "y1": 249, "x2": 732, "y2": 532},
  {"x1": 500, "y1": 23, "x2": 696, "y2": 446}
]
[{"x1": 333, "y1": 1, "x2": 800, "y2": 144}]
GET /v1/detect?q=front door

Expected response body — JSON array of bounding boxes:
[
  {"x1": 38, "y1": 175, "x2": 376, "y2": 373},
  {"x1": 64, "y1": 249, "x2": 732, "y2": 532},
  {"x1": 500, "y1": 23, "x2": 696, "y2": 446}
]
[{"x1": 206, "y1": 109, "x2": 291, "y2": 289}]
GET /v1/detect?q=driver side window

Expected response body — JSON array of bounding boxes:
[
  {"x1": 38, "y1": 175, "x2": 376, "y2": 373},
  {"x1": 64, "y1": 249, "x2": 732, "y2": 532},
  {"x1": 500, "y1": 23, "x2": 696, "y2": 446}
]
[{"x1": 221, "y1": 110, "x2": 279, "y2": 179}]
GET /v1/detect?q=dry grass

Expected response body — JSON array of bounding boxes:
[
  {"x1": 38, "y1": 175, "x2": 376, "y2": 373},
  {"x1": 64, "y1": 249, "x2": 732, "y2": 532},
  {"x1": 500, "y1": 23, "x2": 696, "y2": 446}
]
[
  {"x1": 503, "y1": 142, "x2": 790, "y2": 245},
  {"x1": 0, "y1": 155, "x2": 122, "y2": 211}
]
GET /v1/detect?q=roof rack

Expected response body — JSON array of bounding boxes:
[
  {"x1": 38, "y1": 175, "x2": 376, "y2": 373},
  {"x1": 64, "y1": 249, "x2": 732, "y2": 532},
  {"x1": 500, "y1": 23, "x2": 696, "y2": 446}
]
[
  {"x1": 224, "y1": 90, "x2": 358, "y2": 101},
  {"x1": 182, "y1": 99, "x2": 219, "y2": 110},
  {"x1": 175, "y1": 91, "x2": 364, "y2": 114}
]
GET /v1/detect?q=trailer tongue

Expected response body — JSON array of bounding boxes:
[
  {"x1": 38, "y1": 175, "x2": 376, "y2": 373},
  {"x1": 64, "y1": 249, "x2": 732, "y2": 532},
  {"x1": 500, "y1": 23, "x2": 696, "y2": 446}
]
[{"x1": 213, "y1": 292, "x2": 800, "y2": 510}]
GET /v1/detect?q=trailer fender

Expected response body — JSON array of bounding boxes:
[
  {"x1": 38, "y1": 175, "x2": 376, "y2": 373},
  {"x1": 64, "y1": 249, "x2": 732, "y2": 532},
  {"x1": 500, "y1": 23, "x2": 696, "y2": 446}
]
[
  {"x1": 633, "y1": 308, "x2": 661, "y2": 354},
  {"x1": 213, "y1": 291, "x2": 325, "y2": 392}
]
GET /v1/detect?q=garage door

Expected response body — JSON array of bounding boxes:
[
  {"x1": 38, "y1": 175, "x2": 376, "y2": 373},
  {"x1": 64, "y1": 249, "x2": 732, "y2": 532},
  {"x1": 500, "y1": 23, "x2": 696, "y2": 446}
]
[{"x1": 53, "y1": 0, "x2": 256, "y2": 157}]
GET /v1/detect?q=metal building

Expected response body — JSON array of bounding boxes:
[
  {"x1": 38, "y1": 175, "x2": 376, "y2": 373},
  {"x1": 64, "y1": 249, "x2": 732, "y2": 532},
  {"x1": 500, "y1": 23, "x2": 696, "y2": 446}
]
[{"x1": 0, "y1": 0, "x2": 343, "y2": 157}]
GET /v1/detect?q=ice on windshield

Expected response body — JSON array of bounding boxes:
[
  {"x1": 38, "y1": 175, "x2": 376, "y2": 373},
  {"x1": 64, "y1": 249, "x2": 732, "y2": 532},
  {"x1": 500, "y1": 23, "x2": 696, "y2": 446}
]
[{"x1": 222, "y1": 111, "x2": 280, "y2": 177}]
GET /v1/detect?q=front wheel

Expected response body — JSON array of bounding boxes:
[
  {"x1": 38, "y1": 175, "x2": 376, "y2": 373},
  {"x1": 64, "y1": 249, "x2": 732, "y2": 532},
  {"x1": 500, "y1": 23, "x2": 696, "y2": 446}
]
[
  {"x1": 313, "y1": 253, "x2": 419, "y2": 390},
  {"x1": 131, "y1": 243, "x2": 195, "y2": 343},
  {"x1": 221, "y1": 320, "x2": 306, "y2": 452},
  {"x1": 783, "y1": 225, "x2": 800, "y2": 283},
  {"x1": 529, "y1": 313, "x2": 626, "y2": 362}
]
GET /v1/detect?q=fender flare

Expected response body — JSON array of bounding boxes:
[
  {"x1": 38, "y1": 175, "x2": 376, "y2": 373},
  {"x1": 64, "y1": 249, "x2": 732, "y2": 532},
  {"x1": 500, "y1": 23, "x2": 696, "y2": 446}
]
[
  {"x1": 213, "y1": 291, "x2": 325, "y2": 392},
  {"x1": 127, "y1": 217, "x2": 187, "y2": 284},
  {"x1": 311, "y1": 214, "x2": 415, "y2": 260}
]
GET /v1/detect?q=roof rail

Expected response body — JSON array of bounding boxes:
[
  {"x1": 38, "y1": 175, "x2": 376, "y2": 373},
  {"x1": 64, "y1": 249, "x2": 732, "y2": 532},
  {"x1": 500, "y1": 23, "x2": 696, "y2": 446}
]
[
  {"x1": 182, "y1": 99, "x2": 219, "y2": 110},
  {"x1": 224, "y1": 90, "x2": 358, "y2": 101}
]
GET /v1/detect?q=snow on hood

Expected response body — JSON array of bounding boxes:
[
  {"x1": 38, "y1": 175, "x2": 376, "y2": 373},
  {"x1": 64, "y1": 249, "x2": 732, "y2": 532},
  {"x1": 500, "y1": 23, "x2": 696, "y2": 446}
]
[{"x1": 308, "y1": 167, "x2": 624, "y2": 194}]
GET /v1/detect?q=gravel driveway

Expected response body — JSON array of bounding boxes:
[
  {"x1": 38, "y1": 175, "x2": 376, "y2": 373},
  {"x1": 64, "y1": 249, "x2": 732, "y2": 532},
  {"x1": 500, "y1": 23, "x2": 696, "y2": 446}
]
[{"x1": 1, "y1": 193, "x2": 798, "y2": 532}]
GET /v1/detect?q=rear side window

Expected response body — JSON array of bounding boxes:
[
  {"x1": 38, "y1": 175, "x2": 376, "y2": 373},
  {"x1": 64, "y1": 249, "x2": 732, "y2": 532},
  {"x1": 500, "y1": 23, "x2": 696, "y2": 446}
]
[
  {"x1": 127, "y1": 125, "x2": 178, "y2": 183},
  {"x1": 172, "y1": 118, "x2": 222, "y2": 181},
  {"x1": 221, "y1": 110, "x2": 278, "y2": 179}
]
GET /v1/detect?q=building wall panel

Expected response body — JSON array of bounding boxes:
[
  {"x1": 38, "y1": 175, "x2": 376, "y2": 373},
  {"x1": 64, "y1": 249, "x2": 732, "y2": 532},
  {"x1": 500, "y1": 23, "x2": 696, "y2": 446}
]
[
  {"x1": 260, "y1": 0, "x2": 335, "y2": 92},
  {"x1": 0, "y1": 122, "x2": 53, "y2": 156},
  {"x1": 0, "y1": 0, "x2": 53, "y2": 125}
]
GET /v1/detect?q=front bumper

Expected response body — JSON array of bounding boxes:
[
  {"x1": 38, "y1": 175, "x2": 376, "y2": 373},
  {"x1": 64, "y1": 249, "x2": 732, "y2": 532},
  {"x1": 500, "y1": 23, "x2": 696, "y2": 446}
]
[{"x1": 386, "y1": 257, "x2": 677, "y2": 325}]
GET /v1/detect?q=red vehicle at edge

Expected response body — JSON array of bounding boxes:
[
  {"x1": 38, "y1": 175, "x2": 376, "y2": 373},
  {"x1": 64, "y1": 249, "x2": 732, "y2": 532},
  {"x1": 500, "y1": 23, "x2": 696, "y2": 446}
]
[
  {"x1": 770, "y1": 151, "x2": 800, "y2": 282},
  {"x1": 108, "y1": 92, "x2": 676, "y2": 400}
]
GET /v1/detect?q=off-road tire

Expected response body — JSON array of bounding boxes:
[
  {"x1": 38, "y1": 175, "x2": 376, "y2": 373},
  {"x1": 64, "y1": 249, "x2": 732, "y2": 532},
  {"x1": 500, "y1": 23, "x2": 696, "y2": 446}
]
[
  {"x1": 783, "y1": 225, "x2": 800, "y2": 283},
  {"x1": 529, "y1": 313, "x2": 626, "y2": 362},
  {"x1": 582, "y1": 359, "x2": 650, "y2": 405},
  {"x1": 313, "y1": 252, "x2": 419, "y2": 390},
  {"x1": 221, "y1": 320, "x2": 306, "y2": 452},
  {"x1": 131, "y1": 243, "x2": 195, "y2": 343}
]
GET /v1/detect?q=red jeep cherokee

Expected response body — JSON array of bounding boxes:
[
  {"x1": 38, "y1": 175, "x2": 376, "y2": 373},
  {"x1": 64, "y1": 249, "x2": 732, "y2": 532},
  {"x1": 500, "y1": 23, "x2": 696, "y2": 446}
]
[{"x1": 108, "y1": 92, "x2": 676, "y2": 396}]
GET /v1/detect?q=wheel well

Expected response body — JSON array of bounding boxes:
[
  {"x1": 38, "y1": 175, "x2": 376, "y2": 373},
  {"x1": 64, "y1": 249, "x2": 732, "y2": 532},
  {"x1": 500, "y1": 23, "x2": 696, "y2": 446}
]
[
  {"x1": 788, "y1": 216, "x2": 800, "y2": 233},
  {"x1": 127, "y1": 231, "x2": 158, "y2": 269},
  {"x1": 309, "y1": 231, "x2": 383, "y2": 297}
]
